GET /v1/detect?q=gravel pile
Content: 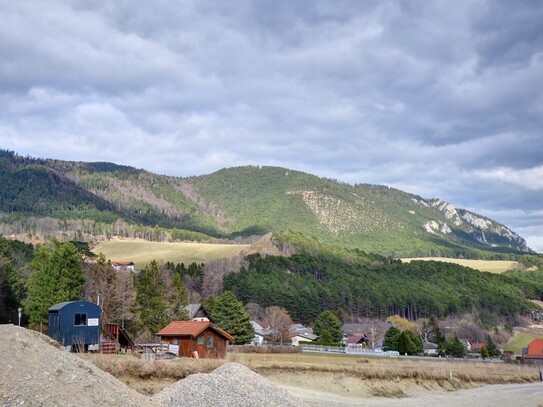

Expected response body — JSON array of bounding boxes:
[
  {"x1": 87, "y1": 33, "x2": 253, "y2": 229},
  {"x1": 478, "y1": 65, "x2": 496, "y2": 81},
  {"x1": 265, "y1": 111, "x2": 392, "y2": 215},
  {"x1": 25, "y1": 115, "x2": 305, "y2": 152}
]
[
  {"x1": 0, "y1": 324, "x2": 156, "y2": 407},
  {"x1": 153, "y1": 362, "x2": 307, "y2": 407},
  {"x1": 0, "y1": 324, "x2": 306, "y2": 407}
]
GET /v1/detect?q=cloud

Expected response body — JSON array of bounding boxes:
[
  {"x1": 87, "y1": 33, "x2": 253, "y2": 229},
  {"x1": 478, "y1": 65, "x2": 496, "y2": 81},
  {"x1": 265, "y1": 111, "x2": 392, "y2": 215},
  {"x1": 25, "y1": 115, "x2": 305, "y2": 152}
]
[{"x1": 0, "y1": 0, "x2": 542, "y2": 250}]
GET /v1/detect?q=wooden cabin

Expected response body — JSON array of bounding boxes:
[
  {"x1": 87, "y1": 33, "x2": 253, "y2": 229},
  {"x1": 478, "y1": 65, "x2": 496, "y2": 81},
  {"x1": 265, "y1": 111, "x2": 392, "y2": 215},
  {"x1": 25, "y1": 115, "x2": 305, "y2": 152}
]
[
  {"x1": 156, "y1": 321, "x2": 233, "y2": 359},
  {"x1": 48, "y1": 301, "x2": 101, "y2": 351}
]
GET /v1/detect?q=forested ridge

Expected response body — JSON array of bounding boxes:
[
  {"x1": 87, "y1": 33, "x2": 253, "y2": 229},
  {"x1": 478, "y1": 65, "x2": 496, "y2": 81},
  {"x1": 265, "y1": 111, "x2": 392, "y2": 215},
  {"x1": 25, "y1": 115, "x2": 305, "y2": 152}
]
[
  {"x1": 0, "y1": 149, "x2": 533, "y2": 258},
  {"x1": 225, "y1": 233, "x2": 543, "y2": 325}
]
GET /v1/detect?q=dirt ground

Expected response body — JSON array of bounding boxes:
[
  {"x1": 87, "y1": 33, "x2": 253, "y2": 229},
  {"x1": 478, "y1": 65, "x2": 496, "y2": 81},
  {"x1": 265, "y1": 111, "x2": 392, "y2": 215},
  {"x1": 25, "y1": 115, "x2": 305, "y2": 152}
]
[{"x1": 275, "y1": 381, "x2": 543, "y2": 407}]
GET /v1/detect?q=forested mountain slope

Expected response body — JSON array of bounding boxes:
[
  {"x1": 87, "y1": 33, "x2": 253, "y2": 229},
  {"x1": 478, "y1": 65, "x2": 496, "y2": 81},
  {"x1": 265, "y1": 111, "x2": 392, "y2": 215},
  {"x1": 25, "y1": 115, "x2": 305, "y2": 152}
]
[{"x1": 0, "y1": 149, "x2": 532, "y2": 258}]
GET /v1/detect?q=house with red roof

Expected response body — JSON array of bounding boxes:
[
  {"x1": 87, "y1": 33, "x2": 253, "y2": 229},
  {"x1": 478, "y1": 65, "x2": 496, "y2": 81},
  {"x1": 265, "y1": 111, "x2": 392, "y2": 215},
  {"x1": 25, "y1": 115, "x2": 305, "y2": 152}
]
[
  {"x1": 156, "y1": 321, "x2": 233, "y2": 359},
  {"x1": 522, "y1": 338, "x2": 543, "y2": 361}
]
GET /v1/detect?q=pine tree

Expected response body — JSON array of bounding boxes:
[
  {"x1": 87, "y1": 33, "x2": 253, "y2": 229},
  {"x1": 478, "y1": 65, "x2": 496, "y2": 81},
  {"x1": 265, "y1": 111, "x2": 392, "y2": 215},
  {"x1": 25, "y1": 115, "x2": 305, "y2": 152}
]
[
  {"x1": 208, "y1": 291, "x2": 254, "y2": 344},
  {"x1": 134, "y1": 260, "x2": 168, "y2": 336},
  {"x1": 314, "y1": 311, "x2": 343, "y2": 343},
  {"x1": 446, "y1": 335, "x2": 466, "y2": 358},
  {"x1": 486, "y1": 334, "x2": 500, "y2": 358},
  {"x1": 170, "y1": 273, "x2": 189, "y2": 320},
  {"x1": 24, "y1": 240, "x2": 85, "y2": 325},
  {"x1": 383, "y1": 326, "x2": 401, "y2": 351}
]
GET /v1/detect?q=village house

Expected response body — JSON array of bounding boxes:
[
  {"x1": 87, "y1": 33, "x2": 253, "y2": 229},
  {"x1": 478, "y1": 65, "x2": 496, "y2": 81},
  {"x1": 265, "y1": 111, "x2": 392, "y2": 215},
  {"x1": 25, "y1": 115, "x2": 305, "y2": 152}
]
[
  {"x1": 111, "y1": 261, "x2": 135, "y2": 272},
  {"x1": 423, "y1": 341, "x2": 438, "y2": 356},
  {"x1": 522, "y1": 338, "x2": 543, "y2": 362},
  {"x1": 156, "y1": 321, "x2": 233, "y2": 359},
  {"x1": 186, "y1": 303, "x2": 212, "y2": 321}
]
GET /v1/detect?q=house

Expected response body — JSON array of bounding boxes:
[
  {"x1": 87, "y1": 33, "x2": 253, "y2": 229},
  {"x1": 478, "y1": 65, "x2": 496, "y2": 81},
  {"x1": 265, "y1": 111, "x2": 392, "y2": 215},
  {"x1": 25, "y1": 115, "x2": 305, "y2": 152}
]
[
  {"x1": 522, "y1": 338, "x2": 543, "y2": 361},
  {"x1": 423, "y1": 341, "x2": 438, "y2": 356},
  {"x1": 250, "y1": 320, "x2": 269, "y2": 345},
  {"x1": 470, "y1": 342, "x2": 486, "y2": 353},
  {"x1": 186, "y1": 303, "x2": 212, "y2": 321},
  {"x1": 112, "y1": 261, "x2": 135, "y2": 272},
  {"x1": 346, "y1": 335, "x2": 367, "y2": 346},
  {"x1": 156, "y1": 321, "x2": 233, "y2": 359},
  {"x1": 48, "y1": 301, "x2": 101, "y2": 351},
  {"x1": 460, "y1": 339, "x2": 472, "y2": 352},
  {"x1": 291, "y1": 332, "x2": 319, "y2": 346}
]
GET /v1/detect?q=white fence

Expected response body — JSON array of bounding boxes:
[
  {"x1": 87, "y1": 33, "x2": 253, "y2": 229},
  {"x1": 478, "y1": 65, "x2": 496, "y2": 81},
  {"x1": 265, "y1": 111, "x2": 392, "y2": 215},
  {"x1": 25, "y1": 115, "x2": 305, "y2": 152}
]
[{"x1": 301, "y1": 344, "x2": 399, "y2": 356}]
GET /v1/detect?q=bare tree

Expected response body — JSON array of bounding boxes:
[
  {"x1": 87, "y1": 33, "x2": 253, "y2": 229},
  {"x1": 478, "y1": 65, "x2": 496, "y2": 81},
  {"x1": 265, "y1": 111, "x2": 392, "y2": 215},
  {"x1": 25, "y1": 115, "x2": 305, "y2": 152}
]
[
  {"x1": 262, "y1": 306, "x2": 293, "y2": 344},
  {"x1": 361, "y1": 321, "x2": 386, "y2": 349}
]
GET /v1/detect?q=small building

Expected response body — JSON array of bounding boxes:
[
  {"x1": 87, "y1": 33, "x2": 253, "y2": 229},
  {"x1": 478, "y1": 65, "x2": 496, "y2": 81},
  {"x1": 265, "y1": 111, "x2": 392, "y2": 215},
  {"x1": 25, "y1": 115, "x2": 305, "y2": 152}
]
[
  {"x1": 346, "y1": 335, "x2": 367, "y2": 346},
  {"x1": 186, "y1": 303, "x2": 212, "y2": 321},
  {"x1": 112, "y1": 261, "x2": 135, "y2": 272},
  {"x1": 423, "y1": 341, "x2": 438, "y2": 356},
  {"x1": 291, "y1": 332, "x2": 319, "y2": 346},
  {"x1": 156, "y1": 321, "x2": 233, "y2": 359},
  {"x1": 522, "y1": 338, "x2": 543, "y2": 361},
  {"x1": 48, "y1": 301, "x2": 101, "y2": 351}
]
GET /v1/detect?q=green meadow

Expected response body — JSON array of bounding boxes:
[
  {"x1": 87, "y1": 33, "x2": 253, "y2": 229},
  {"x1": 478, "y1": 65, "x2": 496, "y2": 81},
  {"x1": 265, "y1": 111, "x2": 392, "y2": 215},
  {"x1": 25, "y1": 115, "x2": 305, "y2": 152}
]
[{"x1": 93, "y1": 240, "x2": 250, "y2": 268}]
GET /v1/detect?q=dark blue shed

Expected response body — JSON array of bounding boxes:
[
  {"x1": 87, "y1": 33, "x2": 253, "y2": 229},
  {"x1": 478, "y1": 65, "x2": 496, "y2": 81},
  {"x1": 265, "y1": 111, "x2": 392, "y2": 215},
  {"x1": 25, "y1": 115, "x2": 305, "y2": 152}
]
[{"x1": 48, "y1": 301, "x2": 101, "y2": 349}]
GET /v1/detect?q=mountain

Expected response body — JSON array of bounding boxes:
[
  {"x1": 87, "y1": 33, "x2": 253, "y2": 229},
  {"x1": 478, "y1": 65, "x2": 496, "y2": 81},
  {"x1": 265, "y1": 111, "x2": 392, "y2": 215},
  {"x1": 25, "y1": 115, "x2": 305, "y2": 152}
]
[{"x1": 0, "y1": 149, "x2": 532, "y2": 257}]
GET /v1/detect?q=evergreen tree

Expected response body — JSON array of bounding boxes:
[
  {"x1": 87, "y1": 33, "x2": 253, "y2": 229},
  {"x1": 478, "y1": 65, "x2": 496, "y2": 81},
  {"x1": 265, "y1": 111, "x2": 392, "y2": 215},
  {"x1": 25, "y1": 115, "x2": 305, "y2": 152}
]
[
  {"x1": 24, "y1": 240, "x2": 85, "y2": 325},
  {"x1": 446, "y1": 335, "x2": 466, "y2": 358},
  {"x1": 207, "y1": 291, "x2": 254, "y2": 344},
  {"x1": 382, "y1": 326, "x2": 401, "y2": 351},
  {"x1": 396, "y1": 330, "x2": 423, "y2": 355},
  {"x1": 314, "y1": 310, "x2": 343, "y2": 343},
  {"x1": 170, "y1": 273, "x2": 190, "y2": 320},
  {"x1": 486, "y1": 335, "x2": 500, "y2": 358},
  {"x1": 481, "y1": 345, "x2": 490, "y2": 359},
  {"x1": 134, "y1": 260, "x2": 168, "y2": 336}
]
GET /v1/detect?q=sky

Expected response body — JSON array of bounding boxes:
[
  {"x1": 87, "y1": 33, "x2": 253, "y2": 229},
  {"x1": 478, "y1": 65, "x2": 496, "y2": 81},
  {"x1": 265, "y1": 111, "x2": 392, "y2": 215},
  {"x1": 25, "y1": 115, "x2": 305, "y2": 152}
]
[{"x1": 1, "y1": 1, "x2": 542, "y2": 252}]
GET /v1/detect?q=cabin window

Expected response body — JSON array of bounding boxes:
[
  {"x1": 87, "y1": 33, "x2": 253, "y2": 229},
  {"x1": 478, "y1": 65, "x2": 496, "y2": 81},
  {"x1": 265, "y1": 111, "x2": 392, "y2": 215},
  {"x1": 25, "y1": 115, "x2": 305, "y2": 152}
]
[
  {"x1": 173, "y1": 338, "x2": 179, "y2": 345},
  {"x1": 206, "y1": 336, "x2": 213, "y2": 349},
  {"x1": 74, "y1": 313, "x2": 87, "y2": 326},
  {"x1": 197, "y1": 337, "x2": 204, "y2": 345}
]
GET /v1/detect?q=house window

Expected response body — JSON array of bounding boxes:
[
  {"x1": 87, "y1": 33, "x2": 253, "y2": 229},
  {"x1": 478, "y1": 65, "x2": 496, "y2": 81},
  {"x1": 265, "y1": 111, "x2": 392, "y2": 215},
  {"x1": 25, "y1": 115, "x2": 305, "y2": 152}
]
[
  {"x1": 74, "y1": 313, "x2": 87, "y2": 326},
  {"x1": 173, "y1": 338, "x2": 179, "y2": 345},
  {"x1": 206, "y1": 336, "x2": 213, "y2": 349},
  {"x1": 197, "y1": 337, "x2": 204, "y2": 345}
]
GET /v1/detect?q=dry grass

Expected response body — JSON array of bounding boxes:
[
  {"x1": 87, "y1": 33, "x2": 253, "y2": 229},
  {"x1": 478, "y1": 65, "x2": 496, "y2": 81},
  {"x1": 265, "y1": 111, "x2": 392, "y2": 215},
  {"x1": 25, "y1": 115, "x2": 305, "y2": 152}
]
[
  {"x1": 81, "y1": 354, "x2": 224, "y2": 380},
  {"x1": 401, "y1": 257, "x2": 519, "y2": 273},
  {"x1": 228, "y1": 352, "x2": 538, "y2": 385},
  {"x1": 92, "y1": 239, "x2": 250, "y2": 268},
  {"x1": 79, "y1": 352, "x2": 542, "y2": 398}
]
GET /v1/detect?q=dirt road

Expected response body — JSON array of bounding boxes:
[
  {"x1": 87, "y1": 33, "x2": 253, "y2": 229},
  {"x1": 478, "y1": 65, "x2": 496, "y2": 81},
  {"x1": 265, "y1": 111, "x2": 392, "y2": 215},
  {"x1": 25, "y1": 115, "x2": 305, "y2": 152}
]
[{"x1": 278, "y1": 382, "x2": 543, "y2": 407}]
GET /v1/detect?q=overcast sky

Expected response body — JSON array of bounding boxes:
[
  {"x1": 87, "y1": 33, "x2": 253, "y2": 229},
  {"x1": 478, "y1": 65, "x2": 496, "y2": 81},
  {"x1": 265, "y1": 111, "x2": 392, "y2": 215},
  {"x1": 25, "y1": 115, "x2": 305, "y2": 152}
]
[{"x1": 1, "y1": 1, "x2": 542, "y2": 251}]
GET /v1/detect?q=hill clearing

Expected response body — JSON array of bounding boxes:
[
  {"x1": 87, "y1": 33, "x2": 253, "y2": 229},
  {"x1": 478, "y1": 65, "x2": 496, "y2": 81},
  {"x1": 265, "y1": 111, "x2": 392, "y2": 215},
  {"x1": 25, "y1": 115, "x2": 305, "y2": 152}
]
[
  {"x1": 93, "y1": 239, "x2": 250, "y2": 268},
  {"x1": 401, "y1": 257, "x2": 520, "y2": 273}
]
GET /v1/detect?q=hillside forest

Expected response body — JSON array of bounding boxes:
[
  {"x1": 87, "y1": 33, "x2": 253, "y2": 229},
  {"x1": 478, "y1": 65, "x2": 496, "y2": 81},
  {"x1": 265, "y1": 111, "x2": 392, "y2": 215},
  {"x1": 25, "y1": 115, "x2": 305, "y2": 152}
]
[{"x1": 1, "y1": 232, "x2": 542, "y2": 348}]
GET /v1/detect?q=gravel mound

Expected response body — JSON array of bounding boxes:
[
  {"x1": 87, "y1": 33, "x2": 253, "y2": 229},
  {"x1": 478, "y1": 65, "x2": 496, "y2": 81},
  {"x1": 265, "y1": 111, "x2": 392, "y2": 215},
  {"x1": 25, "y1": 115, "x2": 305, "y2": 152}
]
[
  {"x1": 0, "y1": 324, "x2": 156, "y2": 407},
  {"x1": 153, "y1": 362, "x2": 307, "y2": 407},
  {"x1": 1, "y1": 324, "x2": 306, "y2": 407}
]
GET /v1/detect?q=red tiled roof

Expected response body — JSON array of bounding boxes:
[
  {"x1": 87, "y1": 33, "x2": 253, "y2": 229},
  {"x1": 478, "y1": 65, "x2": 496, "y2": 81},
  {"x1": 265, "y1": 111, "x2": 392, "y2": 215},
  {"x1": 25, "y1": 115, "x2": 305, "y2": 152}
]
[
  {"x1": 156, "y1": 321, "x2": 234, "y2": 341},
  {"x1": 470, "y1": 342, "x2": 486, "y2": 351},
  {"x1": 526, "y1": 338, "x2": 543, "y2": 357},
  {"x1": 112, "y1": 261, "x2": 134, "y2": 266},
  {"x1": 346, "y1": 335, "x2": 365, "y2": 344}
]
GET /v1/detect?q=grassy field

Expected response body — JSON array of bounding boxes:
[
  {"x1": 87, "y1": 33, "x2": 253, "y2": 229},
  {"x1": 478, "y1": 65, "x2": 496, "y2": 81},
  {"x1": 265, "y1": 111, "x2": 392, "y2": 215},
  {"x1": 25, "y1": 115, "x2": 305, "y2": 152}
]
[
  {"x1": 401, "y1": 257, "x2": 520, "y2": 273},
  {"x1": 502, "y1": 332, "x2": 543, "y2": 355},
  {"x1": 82, "y1": 351, "x2": 540, "y2": 398},
  {"x1": 92, "y1": 240, "x2": 250, "y2": 268}
]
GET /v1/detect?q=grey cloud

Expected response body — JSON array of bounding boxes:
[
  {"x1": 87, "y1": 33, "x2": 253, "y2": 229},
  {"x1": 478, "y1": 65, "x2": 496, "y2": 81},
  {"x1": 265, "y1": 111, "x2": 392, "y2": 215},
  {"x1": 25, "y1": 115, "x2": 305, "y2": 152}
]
[{"x1": 0, "y1": 0, "x2": 542, "y2": 250}]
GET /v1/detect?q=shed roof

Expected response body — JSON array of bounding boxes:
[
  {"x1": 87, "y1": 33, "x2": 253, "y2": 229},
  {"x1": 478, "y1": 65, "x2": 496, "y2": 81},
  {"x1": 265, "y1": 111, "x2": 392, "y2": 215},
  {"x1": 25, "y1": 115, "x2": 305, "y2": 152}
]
[
  {"x1": 48, "y1": 301, "x2": 99, "y2": 311},
  {"x1": 156, "y1": 321, "x2": 233, "y2": 341}
]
